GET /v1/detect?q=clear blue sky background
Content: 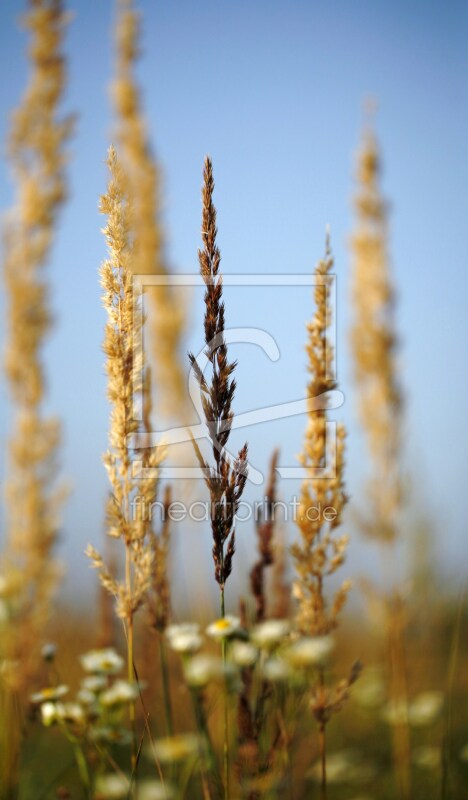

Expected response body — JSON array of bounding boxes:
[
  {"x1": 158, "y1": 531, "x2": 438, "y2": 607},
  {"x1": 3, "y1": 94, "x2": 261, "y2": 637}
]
[{"x1": 0, "y1": 0, "x2": 467, "y2": 606}]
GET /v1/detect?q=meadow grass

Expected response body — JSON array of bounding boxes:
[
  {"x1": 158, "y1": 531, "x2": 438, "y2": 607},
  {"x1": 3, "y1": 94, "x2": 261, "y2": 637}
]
[{"x1": 0, "y1": 2, "x2": 466, "y2": 800}]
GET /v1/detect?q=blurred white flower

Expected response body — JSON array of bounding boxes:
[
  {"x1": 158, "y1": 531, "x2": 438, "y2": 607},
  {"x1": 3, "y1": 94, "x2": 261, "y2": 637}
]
[
  {"x1": 76, "y1": 688, "x2": 96, "y2": 706},
  {"x1": 381, "y1": 700, "x2": 409, "y2": 726},
  {"x1": 284, "y1": 636, "x2": 334, "y2": 668},
  {"x1": 408, "y1": 691, "x2": 444, "y2": 726},
  {"x1": 137, "y1": 779, "x2": 175, "y2": 800},
  {"x1": 309, "y1": 750, "x2": 374, "y2": 784},
  {"x1": 309, "y1": 750, "x2": 355, "y2": 783},
  {"x1": 56, "y1": 702, "x2": 85, "y2": 725},
  {"x1": 94, "y1": 773, "x2": 129, "y2": 799},
  {"x1": 166, "y1": 630, "x2": 202, "y2": 654},
  {"x1": 152, "y1": 733, "x2": 203, "y2": 764},
  {"x1": 353, "y1": 669, "x2": 386, "y2": 709},
  {"x1": 206, "y1": 616, "x2": 241, "y2": 640},
  {"x1": 251, "y1": 620, "x2": 290, "y2": 649},
  {"x1": 89, "y1": 727, "x2": 133, "y2": 746},
  {"x1": 184, "y1": 655, "x2": 237, "y2": 689},
  {"x1": 459, "y1": 743, "x2": 468, "y2": 762},
  {"x1": 166, "y1": 623, "x2": 200, "y2": 640},
  {"x1": 100, "y1": 680, "x2": 142, "y2": 706},
  {"x1": 41, "y1": 702, "x2": 58, "y2": 726},
  {"x1": 80, "y1": 648, "x2": 124, "y2": 675},
  {"x1": 31, "y1": 685, "x2": 68, "y2": 704},
  {"x1": 262, "y1": 658, "x2": 290, "y2": 682},
  {"x1": 412, "y1": 745, "x2": 441, "y2": 769},
  {"x1": 230, "y1": 641, "x2": 258, "y2": 668},
  {"x1": 82, "y1": 674, "x2": 107, "y2": 692}
]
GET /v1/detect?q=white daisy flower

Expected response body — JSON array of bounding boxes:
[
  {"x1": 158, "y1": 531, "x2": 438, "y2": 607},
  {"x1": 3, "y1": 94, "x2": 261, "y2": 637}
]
[
  {"x1": 152, "y1": 733, "x2": 203, "y2": 764},
  {"x1": 206, "y1": 616, "x2": 241, "y2": 640},
  {"x1": 137, "y1": 779, "x2": 175, "y2": 800},
  {"x1": 184, "y1": 655, "x2": 233, "y2": 688},
  {"x1": 41, "y1": 702, "x2": 59, "y2": 727},
  {"x1": 30, "y1": 685, "x2": 69, "y2": 704},
  {"x1": 284, "y1": 636, "x2": 335, "y2": 668},
  {"x1": 230, "y1": 641, "x2": 258, "y2": 668},
  {"x1": 94, "y1": 773, "x2": 130, "y2": 799},
  {"x1": 166, "y1": 623, "x2": 200, "y2": 640},
  {"x1": 262, "y1": 658, "x2": 290, "y2": 682},
  {"x1": 77, "y1": 689, "x2": 96, "y2": 706},
  {"x1": 56, "y1": 702, "x2": 85, "y2": 725},
  {"x1": 81, "y1": 674, "x2": 107, "y2": 692},
  {"x1": 408, "y1": 691, "x2": 444, "y2": 726},
  {"x1": 250, "y1": 619, "x2": 290, "y2": 649},
  {"x1": 381, "y1": 700, "x2": 409, "y2": 726},
  {"x1": 80, "y1": 648, "x2": 124, "y2": 675},
  {"x1": 167, "y1": 630, "x2": 203, "y2": 654},
  {"x1": 100, "y1": 680, "x2": 142, "y2": 707}
]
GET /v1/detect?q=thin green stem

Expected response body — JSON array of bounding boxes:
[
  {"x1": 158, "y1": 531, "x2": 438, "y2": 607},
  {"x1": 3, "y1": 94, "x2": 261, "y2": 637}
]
[
  {"x1": 128, "y1": 617, "x2": 138, "y2": 774},
  {"x1": 220, "y1": 585, "x2": 225, "y2": 618},
  {"x1": 276, "y1": 685, "x2": 293, "y2": 797},
  {"x1": 1, "y1": 688, "x2": 21, "y2": 800},
  {"x1": 318, "y1": 668, "x2": 327, "y2": 800},
  {"x1": 220, "y1": 586, "x2": 229, "y2": 800},
  {"x1": 176, "y1": 756, "x2": 198, "y2": 800},
  {"x1": 189, "y1": 687, "x2": 222, "y2": 799},
  {"x1": 72, "y1": 742, "x2": 92, "y2": 800},
  {"x1": 123, "y1": 453, "x2": 137, "y2": 778},
  {"x1": 159, "y1": 635, "x2": 174, "y2": 736},
  {"x1": 318, "y1": 723, "x2": 327, "y2": 800}
]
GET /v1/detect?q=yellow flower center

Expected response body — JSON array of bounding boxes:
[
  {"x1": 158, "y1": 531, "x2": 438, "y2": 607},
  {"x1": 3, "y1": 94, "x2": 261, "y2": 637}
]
[{"x1": 215, "y1": 619, "x2": 231, "y2": 630}]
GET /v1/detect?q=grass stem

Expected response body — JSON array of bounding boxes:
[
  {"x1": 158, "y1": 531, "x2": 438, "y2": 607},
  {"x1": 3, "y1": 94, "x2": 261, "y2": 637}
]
[
  {"x1": 159, "y1": 635, "x2": 174, "y2": 736},
  {"x1": 220, "y1": 587, "x2": 230, "y2": 800}
]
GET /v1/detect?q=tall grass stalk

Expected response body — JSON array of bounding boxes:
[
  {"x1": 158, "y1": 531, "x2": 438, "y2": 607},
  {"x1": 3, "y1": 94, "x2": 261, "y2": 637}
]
[
  {"x1": 189, "y1": 157, "x2": 248, "y2": 798},
  {"x1": 112, "y1": 0, "x2": 186, "y2": 419},
  {"x1": 292, "y1": 235, "x2": 360, "y2": 795},
  {"x1": 350, "y1": 120, "x2": 410, "y2": 799},
  {"x1": 250, "y1": 450, "x2": 280, "y2": 623},
  {"x1": 0, "y1": 1, "x2": 71, "y2": 794},
  {"x1": 86, "y1": 147, "x2": 165, "y2": 774},
  {"x1": 441, "y1": 586, "x2": 465, "y2": 799},
  {"x1": 189, "y1": 157, "x2": 248, "y2": 610}
]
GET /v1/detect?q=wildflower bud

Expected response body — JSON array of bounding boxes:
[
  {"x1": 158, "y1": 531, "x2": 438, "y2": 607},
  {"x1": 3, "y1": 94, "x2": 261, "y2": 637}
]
[{"x1": 41, "y1": 643, "x2": 57, "y2": 663}]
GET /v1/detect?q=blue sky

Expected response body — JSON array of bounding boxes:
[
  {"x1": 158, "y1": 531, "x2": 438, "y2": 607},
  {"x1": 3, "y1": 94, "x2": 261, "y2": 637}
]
[{"x1": 0, "y1": 0, "x2": 467, "y2": 604}]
